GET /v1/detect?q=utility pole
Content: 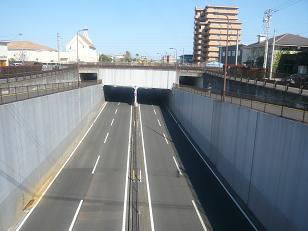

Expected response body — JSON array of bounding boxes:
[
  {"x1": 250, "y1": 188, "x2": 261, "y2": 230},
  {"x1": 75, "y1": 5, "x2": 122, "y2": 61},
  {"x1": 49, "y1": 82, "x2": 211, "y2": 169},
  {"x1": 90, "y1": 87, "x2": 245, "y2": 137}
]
[
  {"x1": 57, "y1": 33, "x2": 60, "y2": 65},
  {"x1": 235, "y1": 29, "x2": 239, "y2": 65},
  {"x1": 263, "y1": 9, "x2": 274, "y2": 71},
  {"x1": 269, "y1": 29, "x2": 276, "y2": 80},
  {"x1": 223, "y1": 15, "x2": 230, "y2": 100}
]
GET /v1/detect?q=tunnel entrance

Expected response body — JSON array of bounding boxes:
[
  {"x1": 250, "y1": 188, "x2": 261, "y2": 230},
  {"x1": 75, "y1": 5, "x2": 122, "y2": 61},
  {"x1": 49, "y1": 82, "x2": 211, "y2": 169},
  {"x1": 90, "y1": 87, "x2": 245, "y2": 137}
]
[
  {"x1": 103, "y1": 85, "x2": 170, "y2": 106},
  {"x1": 103, "y1": 85, "x2": 134, "y2": 104},
  {"x1": 137, "y1": 88, "x2": 170, "y2": 105},
  {"x1": 80, "y1": 73, "x2": 98, "y2": 81},
  {"x1": 179, "y1": 76, "x2": 204, "y2": 88}
]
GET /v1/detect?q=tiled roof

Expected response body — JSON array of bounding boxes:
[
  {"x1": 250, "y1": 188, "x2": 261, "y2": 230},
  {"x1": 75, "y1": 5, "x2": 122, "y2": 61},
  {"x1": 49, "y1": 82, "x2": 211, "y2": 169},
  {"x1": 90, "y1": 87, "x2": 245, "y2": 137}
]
[
  {"x1": 247, "y1": 34, "x2": 308, "y2": 48},
  {"x1": 8, "y1": 41, "x2": 56, "y2": 51}
]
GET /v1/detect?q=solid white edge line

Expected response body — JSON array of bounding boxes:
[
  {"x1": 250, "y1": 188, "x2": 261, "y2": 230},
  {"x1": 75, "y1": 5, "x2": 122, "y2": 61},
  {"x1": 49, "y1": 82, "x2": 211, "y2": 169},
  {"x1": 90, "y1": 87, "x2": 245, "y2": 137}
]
[
  {"x1": 68, "y1": 199, "x2": 84, "y2": 231},
  {"x1": 139, "y1": 105, "x2": 155, "y2": 231},
  {"x1": 163, "y1": 133, "x2": 169, "y2": 144},
  {"x1": 104, "y1": 132, "x2": 109, "y2": 144},
  {"x1": 121, "y1": 105, "x2": 132, "y2": 231},
  {"x1": 157, "y1": 119, "x2": 161, "y2": 127},
  {"x1": 172, "y1": 156, "x2": 182, "y2": 175},
  {"x1": 91, "y1": 155, "x2": 101, "y2": 174},
  {"x1": 15, "y1": 102, "x2": 107, "y2": 231},
  {"x1": 192, "y1": 200, "x2": 208, "y2": 231},
  {"x1": 111, "y1": 118, "x2": 114, "y2": 126},
  {"x1": 166, "y1": 108, "x2": 258, "y2": 231}
]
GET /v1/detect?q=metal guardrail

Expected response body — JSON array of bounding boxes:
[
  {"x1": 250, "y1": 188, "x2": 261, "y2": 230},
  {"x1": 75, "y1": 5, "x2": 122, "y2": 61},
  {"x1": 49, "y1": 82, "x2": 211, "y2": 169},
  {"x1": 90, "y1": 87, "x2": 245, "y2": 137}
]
[
  {"x1": 0, "y1": 81, "x2": 99, "y2": 105},
  {"x1": 0, "y1": 66, "x2": 76, "y2": 84},
  {"x1": 79, "y1": 62, "x2": 205, "y2": 71},
  {"x1": 176, "y1": 85, "x2": 308, "y2": 124},
  {"x1": 205, "y1": 69, "x2": 308, "y2": 93}
]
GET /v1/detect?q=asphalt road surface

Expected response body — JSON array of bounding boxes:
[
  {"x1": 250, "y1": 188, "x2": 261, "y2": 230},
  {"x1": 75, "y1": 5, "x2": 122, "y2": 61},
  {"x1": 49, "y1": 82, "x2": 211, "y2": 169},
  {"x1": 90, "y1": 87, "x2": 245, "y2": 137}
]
[
  {"x1": 18, "y1": 101, "x2": 131, "y2": 231},
  {"x1": 16, "y1": 86, "x2": 257, "y2": 231}
]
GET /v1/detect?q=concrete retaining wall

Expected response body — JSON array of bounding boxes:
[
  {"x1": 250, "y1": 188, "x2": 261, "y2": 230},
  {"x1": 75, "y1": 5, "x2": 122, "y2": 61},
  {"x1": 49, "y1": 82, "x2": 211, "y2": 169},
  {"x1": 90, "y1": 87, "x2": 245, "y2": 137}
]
[
  {"x1": 98, "y1": 68, "x2": 177, "y2": 89},
  {"x1": 168, "y1": 88, "x2": 308, "y2": 230},
  {"x1": 0, "y1": 84, "x2": 104, "y2": 230}
]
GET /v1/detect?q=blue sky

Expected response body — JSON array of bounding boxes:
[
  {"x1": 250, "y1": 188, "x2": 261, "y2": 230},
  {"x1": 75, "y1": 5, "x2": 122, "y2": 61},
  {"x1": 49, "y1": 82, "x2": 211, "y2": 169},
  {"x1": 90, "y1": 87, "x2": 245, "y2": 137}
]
[{"x1": 1, "y1": 0, "x2": 307, "y2": 58}]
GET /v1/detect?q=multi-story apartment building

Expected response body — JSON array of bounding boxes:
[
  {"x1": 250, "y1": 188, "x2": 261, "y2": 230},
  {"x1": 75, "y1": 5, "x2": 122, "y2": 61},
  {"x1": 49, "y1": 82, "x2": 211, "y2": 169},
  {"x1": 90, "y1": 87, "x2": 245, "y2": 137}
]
[{"x1": 193, "y1": 5, "x2": 242, "y2": 64}]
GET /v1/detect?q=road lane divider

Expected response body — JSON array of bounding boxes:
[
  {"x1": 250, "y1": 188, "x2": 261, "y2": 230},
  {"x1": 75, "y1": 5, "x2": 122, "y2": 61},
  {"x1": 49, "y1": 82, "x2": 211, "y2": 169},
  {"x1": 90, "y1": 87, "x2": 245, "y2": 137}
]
[
  {"x1": 153, "y1": 109, "x2": 157, "y2": 115},
  {"x1": 166, "y1": 108, "x2": 258, "y2": 231},
  {"x1": 122, "y1": 106, "x2": 132, "y2": 231},
  {"x1": 104, "y1": 132, "x2": 109, "y2": 144},
  {"x1": 118, "y1": 102, "x2": 120, "y2": 105},
  {"x1": 139, "y1": 169, "x2": 142, "y2": 182},
  {"x1": 115, "y1": 108, "x2": 118, "y2": 114},
  {"x1": 111, "y1": 118, "x2": 115, "y2": 126},
  {"x1": 68, "y1": 200, "x2": 84, "y2": 231},
  {"x1": 192, "y1": 200, "x2": 207, "y2": 231},
  {"x1": 91, "y1": 155, "x2": 101, "y2": 174},
  {"x1": 15, "y1": 102, "x2": 107, "y2": 231},
  {"x1": 139, "y1": 105, "x2": 155, "y2": 231},
  {"x1": 157, "y1": 119, "x2": 161, "y2": 127},
  {"x1": 172, "y1": 156, "x2": 182, "y2": 176},
  {"x1": 163, "y1": 133, "x2": 169, "y2": 144}
]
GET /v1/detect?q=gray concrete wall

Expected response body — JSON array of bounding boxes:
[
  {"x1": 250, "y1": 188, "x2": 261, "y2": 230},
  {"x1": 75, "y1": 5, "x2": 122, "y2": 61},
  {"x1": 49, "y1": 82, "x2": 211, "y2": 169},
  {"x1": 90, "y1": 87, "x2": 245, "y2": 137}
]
[
  {"x1": 98, "y1": 68, "x2": 177, "y2": 89},
  {"x1": 168, "y1": 88, "x2": 308, "y2": 231},
  {"x1": 0, "y1": 84, "x2": 104, "y2": 230}
]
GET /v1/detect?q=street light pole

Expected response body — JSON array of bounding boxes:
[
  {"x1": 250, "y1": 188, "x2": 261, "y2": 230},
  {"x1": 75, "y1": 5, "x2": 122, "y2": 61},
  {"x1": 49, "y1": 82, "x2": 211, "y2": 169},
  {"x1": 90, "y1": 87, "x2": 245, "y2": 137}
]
[
  {"x1": 57, "y1": 32, "x2": 60, "y2": 65},
  {"x1": 77, "y1": 28, "x2": 88, "y2": 64},
  {"x1": 76, "y1": 28, "x2": 88, "y2": 83},
  {"x1": 170, "y1": 48, "x2": 178, "y2": 86}
]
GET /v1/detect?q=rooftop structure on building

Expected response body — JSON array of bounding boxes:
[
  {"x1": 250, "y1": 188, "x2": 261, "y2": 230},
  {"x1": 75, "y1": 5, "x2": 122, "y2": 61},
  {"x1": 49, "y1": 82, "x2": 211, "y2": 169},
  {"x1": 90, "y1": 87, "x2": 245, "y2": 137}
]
[{"x1": 193, "y1": 5, "x2": 242, "y2": 64}]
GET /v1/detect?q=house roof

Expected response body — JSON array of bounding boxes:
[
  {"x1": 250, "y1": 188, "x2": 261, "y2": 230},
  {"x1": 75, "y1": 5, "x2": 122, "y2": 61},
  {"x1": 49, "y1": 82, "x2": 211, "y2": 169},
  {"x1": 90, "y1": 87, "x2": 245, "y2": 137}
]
[
  {"x1": 79, "y1": 33, "x2": 96, "y2": 50},
  {"x1": 8, "y1": 41, "x2": 56, "y2": 51},
  {"x1": 247, "y1": 34, "x2": 308, "y2": 48}
]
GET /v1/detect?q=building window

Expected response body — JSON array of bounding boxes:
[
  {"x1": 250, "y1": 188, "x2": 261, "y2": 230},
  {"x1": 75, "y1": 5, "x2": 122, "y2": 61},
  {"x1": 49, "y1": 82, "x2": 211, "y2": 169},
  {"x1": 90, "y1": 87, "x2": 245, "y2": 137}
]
[
  {"x1": 238, "y1": 50, "x2": 241, "y2": 56},
  {"x1": 222, "y1": 51, "x2": 225, "y2": 56},
  {"x1": 228, "y1": 51, "x2": 231, "y2": 56},
  {"x1": 232, "y1": 51, "x2": 235, "y2": 56}
]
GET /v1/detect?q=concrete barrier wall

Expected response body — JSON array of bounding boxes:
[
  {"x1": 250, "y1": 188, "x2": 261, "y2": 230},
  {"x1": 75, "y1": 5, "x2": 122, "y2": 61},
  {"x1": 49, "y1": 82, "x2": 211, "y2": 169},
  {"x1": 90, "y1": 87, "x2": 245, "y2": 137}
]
[
  {"x1": 0, "y1": 84, "x2": 104, "y2": 230},
  {"x1": 168, "y1": 88, "x2": 308, "y2": 230},
  {"x1": 98, "y1": 68, "x2": 177, "y2": 89}
]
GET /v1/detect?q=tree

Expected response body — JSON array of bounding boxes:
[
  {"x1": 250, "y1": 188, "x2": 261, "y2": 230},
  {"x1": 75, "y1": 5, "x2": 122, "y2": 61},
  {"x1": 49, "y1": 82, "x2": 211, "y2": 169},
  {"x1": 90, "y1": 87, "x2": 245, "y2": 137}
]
[
  {"x1": 255, "y1": 56, "x2": 264, "y2": 68},
  {"x1": 99, "y1": 54, "x2": 112, "y2": 62},
  {"x1": 123, "y1": 51, "x2": 132, "y2": 63}
]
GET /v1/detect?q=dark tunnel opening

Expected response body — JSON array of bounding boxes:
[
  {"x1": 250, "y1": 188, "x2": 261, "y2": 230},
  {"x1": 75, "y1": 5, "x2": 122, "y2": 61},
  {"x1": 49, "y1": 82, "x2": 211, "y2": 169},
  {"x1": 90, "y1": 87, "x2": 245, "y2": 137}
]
[
  {"x1": 137, "y1": 88, "x2": 170, "y2": 105},
  {"x1": 103, "y1": 86, "x2": 170, "y2": 106},
  {"x1": 103, "y1": 85, "x2": 134, "y2": 105},
  {"x1": 179, "y1": 76, "x2": 203, "y2": 88},
  {"x1": 80, "y1": 73, "x2": 98, "y2": 81}
]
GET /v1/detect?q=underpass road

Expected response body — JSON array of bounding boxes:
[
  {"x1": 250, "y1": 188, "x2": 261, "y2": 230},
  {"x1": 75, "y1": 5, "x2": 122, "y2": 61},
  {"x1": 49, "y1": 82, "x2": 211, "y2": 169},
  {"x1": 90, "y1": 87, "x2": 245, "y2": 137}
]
[
  {"x1": 74, "y1": 103, "x2": 131, "y2": 231},
  {"x1": 18, "y1": 102, "x2": 132, "y2": 231},
  {"x1": 139, "y1": 104, "x2": 211, "y2": 231}
]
